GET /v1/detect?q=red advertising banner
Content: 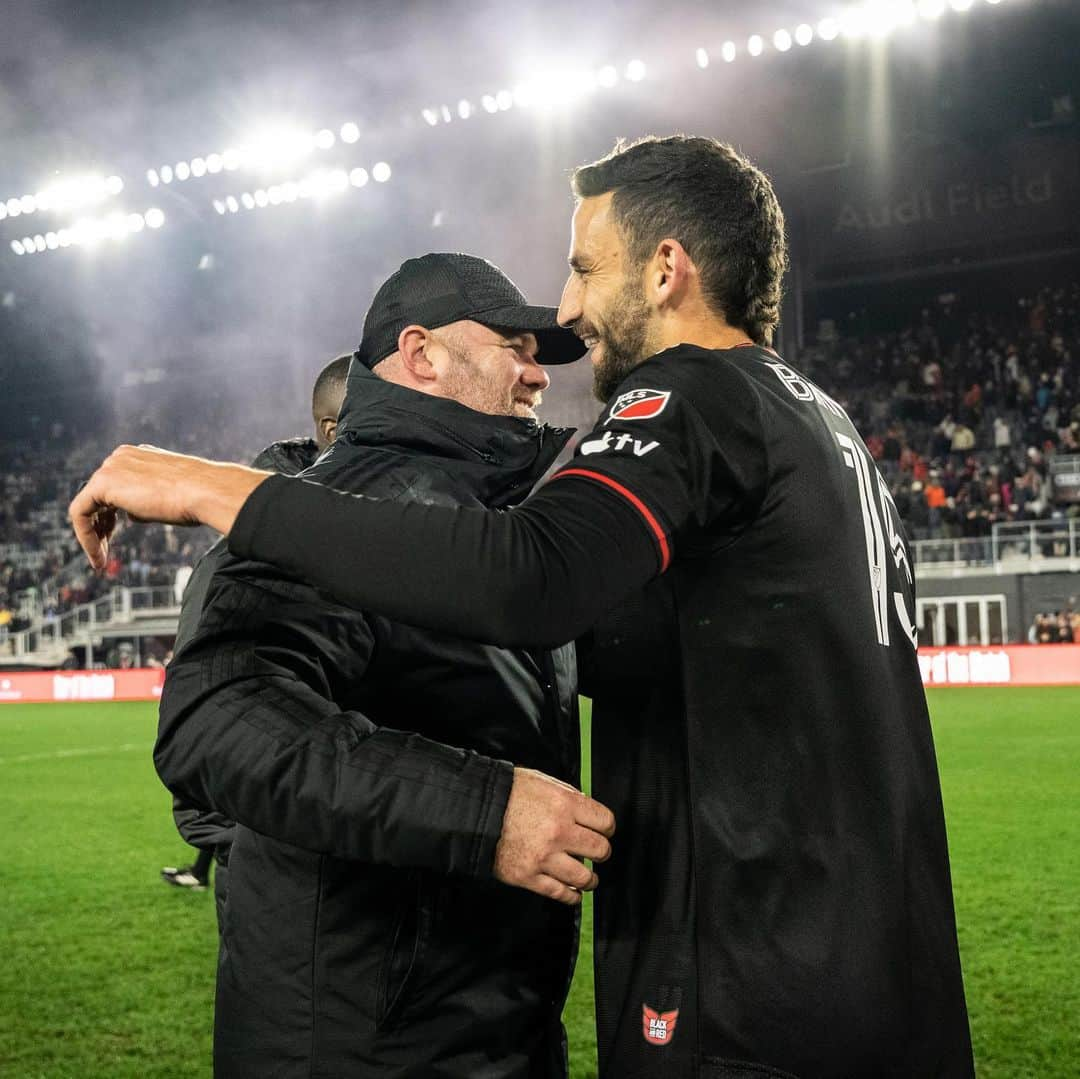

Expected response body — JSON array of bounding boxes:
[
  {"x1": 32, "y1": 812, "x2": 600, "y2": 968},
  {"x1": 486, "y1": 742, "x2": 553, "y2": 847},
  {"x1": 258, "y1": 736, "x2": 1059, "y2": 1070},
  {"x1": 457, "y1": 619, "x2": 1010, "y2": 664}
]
[
  {"x1": 0, "y1": 668, "x2": 165, "y2": 704},
  {"x1": 1, "y1": 652, "x2": 1077, "y2": 702},
  {"x1": 918, "y1": 645, "x2": 1080, "y2": 687}
]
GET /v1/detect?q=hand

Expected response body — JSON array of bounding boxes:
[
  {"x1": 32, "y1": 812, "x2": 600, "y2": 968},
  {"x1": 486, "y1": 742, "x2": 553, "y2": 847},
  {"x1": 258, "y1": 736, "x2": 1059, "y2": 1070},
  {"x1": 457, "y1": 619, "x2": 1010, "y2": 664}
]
[
  {"x1": 493, "y1": 767, "x2": 615, "y2": 906},
  {"x1": 69, "y1": 444, "x2": 272, "y2": 572}
]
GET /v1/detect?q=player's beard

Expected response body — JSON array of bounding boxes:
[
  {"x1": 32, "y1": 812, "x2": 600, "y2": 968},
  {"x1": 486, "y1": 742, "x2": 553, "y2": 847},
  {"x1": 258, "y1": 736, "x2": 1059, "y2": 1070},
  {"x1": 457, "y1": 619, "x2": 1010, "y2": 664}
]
[{"x1": 590, "y1": 277, "x2": 655, "y2": 404}]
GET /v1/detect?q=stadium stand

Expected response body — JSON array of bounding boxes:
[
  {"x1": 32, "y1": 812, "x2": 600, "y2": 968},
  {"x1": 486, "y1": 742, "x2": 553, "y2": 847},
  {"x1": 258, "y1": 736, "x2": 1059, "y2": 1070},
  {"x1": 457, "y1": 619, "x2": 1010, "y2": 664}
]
[{"x1": 2, "y1": 278, "x2": 1078, "y2": 663}]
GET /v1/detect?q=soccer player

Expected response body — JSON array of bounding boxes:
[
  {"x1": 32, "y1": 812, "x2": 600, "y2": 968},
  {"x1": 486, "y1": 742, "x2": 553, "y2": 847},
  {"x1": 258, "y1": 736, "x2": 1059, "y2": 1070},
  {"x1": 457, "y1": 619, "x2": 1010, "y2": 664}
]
[{"x1": 72, "y1": 138, "x2": 974, "y2": 1078}]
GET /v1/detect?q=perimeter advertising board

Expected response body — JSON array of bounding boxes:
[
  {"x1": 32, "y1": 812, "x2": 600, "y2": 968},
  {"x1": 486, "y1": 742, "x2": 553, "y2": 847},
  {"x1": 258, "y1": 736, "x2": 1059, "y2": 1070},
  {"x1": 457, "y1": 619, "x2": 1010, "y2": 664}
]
[
  {"x1": 0, "y1": 669, "x2": 165, "y2": 703},
  {"x1": 917, "y1": 644, "x2": 1080, "y2": 687}
]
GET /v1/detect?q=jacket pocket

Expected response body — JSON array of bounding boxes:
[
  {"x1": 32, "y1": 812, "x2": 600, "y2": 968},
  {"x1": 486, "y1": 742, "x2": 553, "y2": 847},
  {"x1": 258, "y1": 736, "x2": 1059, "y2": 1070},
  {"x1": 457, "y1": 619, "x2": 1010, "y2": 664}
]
[{"x1": 375, "y1": 873, "x2": 431, "y2": 1031}]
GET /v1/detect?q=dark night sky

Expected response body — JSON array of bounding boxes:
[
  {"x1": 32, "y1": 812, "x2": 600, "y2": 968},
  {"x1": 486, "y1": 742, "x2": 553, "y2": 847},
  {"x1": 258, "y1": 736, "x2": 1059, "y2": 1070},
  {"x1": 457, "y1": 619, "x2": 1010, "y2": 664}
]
[{"x1": 0, "y1": 0, "x2": 1076, "y2": 444}]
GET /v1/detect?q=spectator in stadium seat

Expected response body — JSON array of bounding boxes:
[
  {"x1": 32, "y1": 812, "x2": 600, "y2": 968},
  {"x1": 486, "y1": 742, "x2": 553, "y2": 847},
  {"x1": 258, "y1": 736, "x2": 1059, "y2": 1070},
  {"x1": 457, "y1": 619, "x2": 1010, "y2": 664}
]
[
  {"x1": 153, "y1": 260, "x2": 606, "y2": 1079},
  {"x1": 160, "y1": 355, "x2": 351, "y2": 905},
  {"x1": 75, "y1": 138, "x2": 973, "y2": 1079}
]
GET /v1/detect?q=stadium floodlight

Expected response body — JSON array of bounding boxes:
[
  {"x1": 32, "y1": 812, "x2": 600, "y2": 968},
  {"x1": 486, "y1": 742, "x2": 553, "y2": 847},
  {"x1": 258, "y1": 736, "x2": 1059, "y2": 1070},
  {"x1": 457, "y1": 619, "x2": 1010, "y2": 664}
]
[
  {"x1": 20, "y1": 194, "x2": 37, "y2": 213},
  {"x1": 372, "y1": 162, "x2": 392, "y2": 183},
  {"x1": 45, "y1": 232, "x2": 59, "y2": 249},
  {"x1": 243, "y1": 127, "x2": 315, "y2": 170},
  {"x1": 144, "y1": 207, "x2": 165, "y2": 229},
  {"x1": 340, "y1": 122, "x2": 360, "y2": 143},
  {"x1": 105, "y1": 175, "x2": 124, "y2": 195},
  {"x1": 773, "y1": 29, "x2": 793, "y2": 52},
  {"x1": 190, "y1": 157, "x2": 207, "y2": 178},
  {"x1": 10, "y1": 240, "x2": 23, "y2": 255},
  {"x1": 57, "y1": 228, "x2": 71, "y2": 247},
  {"x1": 127, "y1": 213, "x2": 145, "y2": 232},
  {"x1": 625, "y1": 59, "x2": 647, "y2": 81},
  {"x1": 160, "y1": 165, "x2": 173, "y2": 183},
  {"x1": 213, "y1": 199, "x2": 226, "y2": 215},
  {"x1": 495, "y1": 89, "x2": 514, "y2": 110},
  {"x1": 254, "y1": 189, "x2": 269, "y2": 207},
  {"x1": 458, "y1": 99, "x2": 473, "y2": 119},
  {"x1": 147, "y1": 168, "x2": 160, "y2": 187},
  {"x1": 241, "y1": 192, "x2": 256, "y2": 209},
  {"x1": 722, "y1": 40, "x2": 737, "y2": 62},
  {"x1": 349, "y1": 167, "x2": 369, "y2": 187},
  {"x1": 818, "y1": 16, "x2": 841, "y2": 39},
  {"x1": 422, "y1": 108, "x2": 440, "y2": 126},
  {"x1": 225, "y1": 195, "x2": 240, "y2": 212},
  {"x1": 315, "y1": 128, "x2": 336, "y2": 150},
  {"x1": 6, "y1": 197, "x2": 21, "y2": 216},
  {"x1": 481, "y1": 94, "x2": 499, "y2": 113},
  {"x1": 596, "y1": 64, "x2": 618, "y2": 87},
  {"x1": 918, "y1": 0, "x2": 946, "y2": 17},
  {"x1": 281, "y1": 181, "x2": 299, "y2": 202},
  {"x1": 0, "y1": 203, "x2": 6, "y2": 221},
  {"x1": 440, "y1": 104, "x2": 453, "y2": 123},
  {"x1": 747, "y1": 34, "x2": 765, "y2": 56},
  {"x1": 841, "y1": 7, "x2": 868, "y2": 37},
  {"x1": 795, "y1": 23, "x2": 814, "y2": 45},
  {"x1": 33, "y1": 234, "x2": 46, "y2": 252},
  {"x1": 175, "y1": 161, "x2": 191, "y2": 181},
  {"x1": 206, "y1": 153, "x2": 224, "y2": 173},
  {"x1": 696, "y1": 47, "x2": 709, "y2": 69}
]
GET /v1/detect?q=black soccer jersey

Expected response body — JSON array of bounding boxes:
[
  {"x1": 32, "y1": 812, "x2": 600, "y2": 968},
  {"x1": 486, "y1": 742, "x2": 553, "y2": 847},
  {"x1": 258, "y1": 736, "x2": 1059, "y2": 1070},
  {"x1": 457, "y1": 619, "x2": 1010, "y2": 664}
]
[
  {"x1": 548, "y1": 344, "x2": 973, "y2": 1078},
  {"x1": 230, "y1": 343, "x2": 974, "y2": 1079}
]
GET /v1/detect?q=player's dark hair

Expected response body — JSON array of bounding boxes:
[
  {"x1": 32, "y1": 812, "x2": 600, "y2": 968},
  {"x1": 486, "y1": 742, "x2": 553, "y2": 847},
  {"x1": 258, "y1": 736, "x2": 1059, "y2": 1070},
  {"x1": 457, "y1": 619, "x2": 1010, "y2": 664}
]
[
  {"x1": 572, "y1": 135, "x2": 788, "y2": 346},
  {"x1": 312, "y1": 354, "x2": 352, "y2": 412}
]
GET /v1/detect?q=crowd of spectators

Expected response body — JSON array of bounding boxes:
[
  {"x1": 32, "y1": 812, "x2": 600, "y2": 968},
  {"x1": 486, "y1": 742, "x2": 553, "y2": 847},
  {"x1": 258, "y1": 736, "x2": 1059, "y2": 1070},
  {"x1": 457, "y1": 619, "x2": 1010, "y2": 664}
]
[
  {"x1": 1028, "y1": 610, "x2": 1080, "y2": 644},
  {"x1": 3, "y1": 277, "x2": 1079, "y2": 651},
  {"x1": 802, "y1": 280, "x2": 1080, "y2": 545}
]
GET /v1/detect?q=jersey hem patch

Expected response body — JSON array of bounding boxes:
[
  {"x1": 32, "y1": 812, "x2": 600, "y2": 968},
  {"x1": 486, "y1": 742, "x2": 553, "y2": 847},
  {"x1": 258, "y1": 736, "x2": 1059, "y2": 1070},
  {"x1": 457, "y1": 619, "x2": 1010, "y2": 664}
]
[{"x1": 552, "y1": 468, "x2": 671, "y2": 572}]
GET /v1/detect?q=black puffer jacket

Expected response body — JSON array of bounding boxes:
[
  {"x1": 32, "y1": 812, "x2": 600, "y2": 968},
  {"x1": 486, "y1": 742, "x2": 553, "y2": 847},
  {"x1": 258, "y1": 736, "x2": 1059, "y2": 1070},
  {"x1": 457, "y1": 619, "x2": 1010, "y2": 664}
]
[
  {"x1": 170, "y1": 437, "x2": 323, "y2": 856},
  {"x1": 155, "y1": 366, "x2": 580, "y2": 1078}
]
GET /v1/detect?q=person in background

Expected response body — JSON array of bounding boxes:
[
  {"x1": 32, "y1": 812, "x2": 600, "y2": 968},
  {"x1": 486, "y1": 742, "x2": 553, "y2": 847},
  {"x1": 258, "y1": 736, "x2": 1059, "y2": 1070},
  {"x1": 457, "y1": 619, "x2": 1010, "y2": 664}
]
[{"x1": 161, "y1": 354, "x2": 351, "y2": 900}]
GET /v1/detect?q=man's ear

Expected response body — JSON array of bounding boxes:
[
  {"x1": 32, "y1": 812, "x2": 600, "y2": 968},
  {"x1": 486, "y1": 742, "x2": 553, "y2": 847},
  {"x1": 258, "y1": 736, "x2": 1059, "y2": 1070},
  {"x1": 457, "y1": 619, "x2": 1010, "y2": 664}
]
[
  {"x1": 649, "y1": 238, "x2": 693, "y2": 309},
  {"x1": 397, "y1": 325, "x2": 438, "y2": 383},
  {"x1": 321, "y1": 416, "x2": 338, "y2": 446}
]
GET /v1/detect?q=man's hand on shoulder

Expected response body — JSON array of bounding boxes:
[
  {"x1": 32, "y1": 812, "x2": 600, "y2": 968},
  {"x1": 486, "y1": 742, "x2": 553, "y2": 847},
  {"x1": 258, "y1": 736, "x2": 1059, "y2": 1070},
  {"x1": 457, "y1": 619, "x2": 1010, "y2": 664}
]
[
  {"x1": 494, "y1": 767, "x2": 615, "y2": 906},
  {"x1": 69, "y1": 444, "x2": 272, "y2": 572}
]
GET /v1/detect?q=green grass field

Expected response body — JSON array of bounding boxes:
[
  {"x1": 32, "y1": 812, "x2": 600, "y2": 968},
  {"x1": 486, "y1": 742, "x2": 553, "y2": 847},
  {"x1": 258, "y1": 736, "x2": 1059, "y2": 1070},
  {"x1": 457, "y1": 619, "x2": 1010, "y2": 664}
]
[{"x1": 1, "y1": 690, "x2": 1077, "y2": 1078}]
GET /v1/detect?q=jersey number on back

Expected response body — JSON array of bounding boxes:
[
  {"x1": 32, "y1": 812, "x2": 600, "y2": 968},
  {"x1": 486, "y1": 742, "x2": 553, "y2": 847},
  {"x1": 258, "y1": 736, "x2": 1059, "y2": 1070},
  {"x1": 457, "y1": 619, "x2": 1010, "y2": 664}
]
[{"x1": 836, "y1": 433, "x2": 917, "y2": 649}]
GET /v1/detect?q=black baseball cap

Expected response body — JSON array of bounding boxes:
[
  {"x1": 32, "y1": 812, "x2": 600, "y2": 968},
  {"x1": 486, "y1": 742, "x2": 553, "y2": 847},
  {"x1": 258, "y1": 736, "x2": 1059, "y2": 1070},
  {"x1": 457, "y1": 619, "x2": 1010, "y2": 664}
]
[{"x1": 356, "y1": 252, "x2": 586, "y2": 368}]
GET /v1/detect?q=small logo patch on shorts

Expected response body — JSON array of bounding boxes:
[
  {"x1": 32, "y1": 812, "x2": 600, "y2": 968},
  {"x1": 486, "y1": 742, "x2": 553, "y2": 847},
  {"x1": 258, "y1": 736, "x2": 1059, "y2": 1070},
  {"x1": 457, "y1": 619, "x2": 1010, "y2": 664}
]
[{"x1": 642, "y1": 1004, "x2": 679, "y2": 1046}]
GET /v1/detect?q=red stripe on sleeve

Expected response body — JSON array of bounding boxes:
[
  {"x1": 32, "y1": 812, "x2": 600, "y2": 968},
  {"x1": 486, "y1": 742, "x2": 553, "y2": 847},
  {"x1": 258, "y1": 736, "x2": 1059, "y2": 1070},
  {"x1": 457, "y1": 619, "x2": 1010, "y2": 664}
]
[{"x1": 551, "y1": 468, "x2": 671, "y2": 573}]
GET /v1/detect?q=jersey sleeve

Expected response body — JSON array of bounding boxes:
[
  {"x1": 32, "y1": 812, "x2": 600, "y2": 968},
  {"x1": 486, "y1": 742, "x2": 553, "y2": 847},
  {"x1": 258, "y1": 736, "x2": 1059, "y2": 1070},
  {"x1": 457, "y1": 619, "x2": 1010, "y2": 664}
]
[{"x1": 550, "y1": 357, "x2": 769, "y2": 567}]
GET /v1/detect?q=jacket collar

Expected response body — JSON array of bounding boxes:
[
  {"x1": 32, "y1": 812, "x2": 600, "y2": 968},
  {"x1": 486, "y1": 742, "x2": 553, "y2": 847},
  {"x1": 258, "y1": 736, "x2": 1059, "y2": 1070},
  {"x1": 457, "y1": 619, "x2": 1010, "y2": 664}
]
[{"x1": 332, "y1": 361, "x2": 574, "y2": 506}]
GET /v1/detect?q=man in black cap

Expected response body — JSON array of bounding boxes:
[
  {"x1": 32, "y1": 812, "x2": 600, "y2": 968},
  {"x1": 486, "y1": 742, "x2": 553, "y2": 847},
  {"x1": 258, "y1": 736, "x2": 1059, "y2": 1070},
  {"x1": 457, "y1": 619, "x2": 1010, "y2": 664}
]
[{"x1": 149, "y1": 254, "x2": 614, "y2": 1078}]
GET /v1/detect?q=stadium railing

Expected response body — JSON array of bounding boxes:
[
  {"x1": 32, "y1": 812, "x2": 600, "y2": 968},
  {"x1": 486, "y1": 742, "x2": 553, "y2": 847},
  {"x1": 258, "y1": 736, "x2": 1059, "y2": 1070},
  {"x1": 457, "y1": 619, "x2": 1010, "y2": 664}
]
[
  {"x1": 1, "y1": 586, "x2": 177, "y2": 661},
  {"x1": 912, "y1": 519, "x2": 1080, "y2": 577}
]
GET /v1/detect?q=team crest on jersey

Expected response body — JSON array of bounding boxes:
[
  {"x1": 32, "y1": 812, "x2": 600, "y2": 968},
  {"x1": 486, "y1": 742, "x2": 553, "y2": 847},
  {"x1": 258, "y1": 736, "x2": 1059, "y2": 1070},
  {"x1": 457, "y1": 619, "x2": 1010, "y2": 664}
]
[
  {"x1": 605, "y1": 388, "x2": 671, "y2": 425},
  {"x1": 642, "y1": 1004, "x2": 679, "y2": 1046}
]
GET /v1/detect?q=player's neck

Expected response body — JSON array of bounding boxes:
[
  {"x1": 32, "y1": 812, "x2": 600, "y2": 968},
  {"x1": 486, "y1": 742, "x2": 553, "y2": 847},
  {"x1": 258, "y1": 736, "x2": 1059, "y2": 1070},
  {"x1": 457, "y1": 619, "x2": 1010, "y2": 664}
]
[{"x1": 653, "y1": 315, "x2": 754, "y2": 355}]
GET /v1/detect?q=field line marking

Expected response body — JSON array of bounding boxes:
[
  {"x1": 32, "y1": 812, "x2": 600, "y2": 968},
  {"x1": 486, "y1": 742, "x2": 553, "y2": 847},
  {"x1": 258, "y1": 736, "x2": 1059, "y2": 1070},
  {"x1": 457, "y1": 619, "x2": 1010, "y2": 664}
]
[{"x1": 0, "y1": 742, "x2": 144, "y2": 765}]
